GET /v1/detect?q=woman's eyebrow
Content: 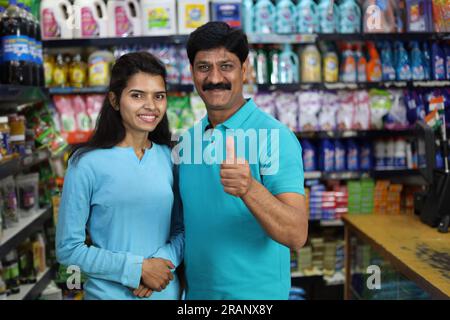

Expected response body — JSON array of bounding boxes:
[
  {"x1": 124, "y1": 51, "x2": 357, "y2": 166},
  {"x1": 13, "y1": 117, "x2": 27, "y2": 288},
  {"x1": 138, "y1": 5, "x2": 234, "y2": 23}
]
[{"x1": 128, "y1": 89, "x2": 146, "y2": 94}]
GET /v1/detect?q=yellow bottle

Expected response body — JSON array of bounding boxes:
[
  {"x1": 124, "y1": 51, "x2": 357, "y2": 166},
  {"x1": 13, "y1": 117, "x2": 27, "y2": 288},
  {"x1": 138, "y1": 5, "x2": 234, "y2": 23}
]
[
  {"x1": 301, "y1": 45, "x2": 321, "y2": 83},
  {"x1": 69, "y1": 54, "x2": 87, "y2": 88},
  {"x1": 52, "y1": 54, "x2": 68, "y2": 87},
  {"x1": 43, "y1": 54, "x2": 55, "y2": 87}
]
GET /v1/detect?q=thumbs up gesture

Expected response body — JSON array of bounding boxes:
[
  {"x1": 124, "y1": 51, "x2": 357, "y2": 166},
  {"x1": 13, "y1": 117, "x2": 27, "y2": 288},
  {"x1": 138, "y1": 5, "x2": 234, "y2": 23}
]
[{"x1": 220, "y1": 137, "x2": 254, "y2": 198}]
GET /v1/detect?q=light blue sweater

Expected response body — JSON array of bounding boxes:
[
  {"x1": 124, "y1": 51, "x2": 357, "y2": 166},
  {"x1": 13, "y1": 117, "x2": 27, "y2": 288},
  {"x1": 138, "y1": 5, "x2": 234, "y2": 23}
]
[{"x1": 56, "y1": 144, "x2": 184, "y2": 300}]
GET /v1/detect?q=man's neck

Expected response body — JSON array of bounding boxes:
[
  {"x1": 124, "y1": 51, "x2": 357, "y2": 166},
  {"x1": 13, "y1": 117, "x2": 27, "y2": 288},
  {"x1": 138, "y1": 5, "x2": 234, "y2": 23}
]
[{"x1": 207, "y1": 97, "x2": 247, "y2": 128}]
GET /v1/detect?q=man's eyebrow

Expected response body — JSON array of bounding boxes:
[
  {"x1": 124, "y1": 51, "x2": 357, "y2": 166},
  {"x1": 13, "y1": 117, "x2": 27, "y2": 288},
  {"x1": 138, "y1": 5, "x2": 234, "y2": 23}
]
[
  {"x1": 195, "y1": 59, "x2": 235, "y2": 65},
  {"x1": 127, "y1": 89, "x2": 167, "y2": 94}
]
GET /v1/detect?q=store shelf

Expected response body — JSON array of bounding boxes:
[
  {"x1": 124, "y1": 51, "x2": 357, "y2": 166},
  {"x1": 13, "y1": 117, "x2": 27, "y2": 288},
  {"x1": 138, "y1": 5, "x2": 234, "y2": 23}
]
[
  {"x1": 296, "y1": 129, "x2": 417, "y2": 140},
  {"x1": 7, "y1": 266, "x2": 55, "y2": 300},
  {"x1": 305, "y1": 170, "x2": 422, "y2": 181},
  {"x1": 42, "y1": 35, "x2": 189, "y2": 49},
  {"x1": 372, "y1": 169, "x2": 421, "y2": 179},
  {"x1": 0, "y1": 207, "x2": 52, "y2": 258},
  {"x1": 320, "y1": 220, "x2": 345, "y2": 227},
  {"x1": 47, "y1": 84, "x2": 194, "y2": 95},
  {"x1": 247, "y1": 33, "x2": 317, "y2": 44},
  {"x1": 0, "y1": 85, "x2": 47, "y2": 108},
  {"x1": 0, "y1": 149, "x2": 51, "y2": 180},
  {"x1": 0, "y1": 156, "x2": 21, "y2": 180},
  {"x1": 257, "y1": 81, "x2": 450, "y2": 92},
  {"x1": 317, "y1": 32, "x2": 450, "y2": 42}
]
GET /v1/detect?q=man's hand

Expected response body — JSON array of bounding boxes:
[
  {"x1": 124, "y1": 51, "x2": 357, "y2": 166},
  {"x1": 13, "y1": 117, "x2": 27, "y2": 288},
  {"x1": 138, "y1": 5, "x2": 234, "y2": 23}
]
[
  {"x1": 220, "y1": 137, "x2": 254, "y2": 197},
  {"x1": 141, "y1": 258, "x2": 175, "y2": 292},
  {"x1": 132, "y1": 284, "x2": 153, "y2": 298}
]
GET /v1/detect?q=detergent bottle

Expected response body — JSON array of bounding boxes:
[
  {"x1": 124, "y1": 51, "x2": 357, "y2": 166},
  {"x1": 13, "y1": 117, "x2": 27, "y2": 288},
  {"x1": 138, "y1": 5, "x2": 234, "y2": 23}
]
[
  {"x1": 340, "y1": 43, "x2": 357, "y2": 83},
  {"x1": 317, "y1": 0, "x2": 339, "y2": 34},
  {"x1": 242, "y1": 0, "x2": 254, "y2": 33},
  {"x1": 254, "y1": 0, "x2": 276, "y2": 34},
  {"x1": 395, "y1": 41, "x2": 411, "y2": 81},
  {"x1": 323, "y1": 43, "x2": 339, "y2": 83},
  {"x1": 107, "y1": 0, "x2": 141, "y2": 37},
  {"x1": 279, "y1": 44, "x2": 299, "y2": 83},
  {"x1": 338, "y1": 0, "x2": 361, "y2": 33},
  {"x1": 366, "y1": 42, "x2": 382, "y2": 82},
  {"x1": 301, "y1": 44, "x2": 321, "y2": 83},
  {"x1": 380, "y1": 41, "x2": 396, "y2": 81},
  {"x1": 410, "y1": 41, "x2": 425, "y2": 81},
  {"x1": 297, "y1": 0, "x2": 318, "y2": 34},
  {"x1": 355, "y1": 43, "x2": 367, "y2": 82},
  {"x1": 275, "y1": 0, "x2": 297, "y2": 34},
  {"x1": 40, "y1": 0, "x2": 73, "y2": 39},
  {"x1": 73, "y1": 0, "x2": 108, "y2": 38},
  {"x1": 141, "y1": 0, "x2": 177, "y2": 36}
]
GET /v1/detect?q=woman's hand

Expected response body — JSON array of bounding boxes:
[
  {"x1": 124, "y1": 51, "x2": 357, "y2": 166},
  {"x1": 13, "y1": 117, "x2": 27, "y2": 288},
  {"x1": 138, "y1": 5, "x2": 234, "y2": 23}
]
[
  {"x1": 132, "y1": 284, "x2": 153, "y2": 298},
  {"x1": 141, "y1": 258, "x2": 175, "y2": 292}
]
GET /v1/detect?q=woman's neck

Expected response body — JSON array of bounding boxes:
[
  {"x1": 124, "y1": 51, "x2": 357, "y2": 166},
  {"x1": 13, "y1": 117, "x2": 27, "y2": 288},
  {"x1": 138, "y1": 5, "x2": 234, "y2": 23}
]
[{"x1": 117, "y1": 131, "x2": 152, "y2": 159}]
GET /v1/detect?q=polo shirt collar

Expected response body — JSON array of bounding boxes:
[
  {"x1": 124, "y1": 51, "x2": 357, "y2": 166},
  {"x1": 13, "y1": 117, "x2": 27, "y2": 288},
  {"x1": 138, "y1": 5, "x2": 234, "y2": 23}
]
[{"x1": 201, "y1": 98, "x2": 257, "y2": 131}]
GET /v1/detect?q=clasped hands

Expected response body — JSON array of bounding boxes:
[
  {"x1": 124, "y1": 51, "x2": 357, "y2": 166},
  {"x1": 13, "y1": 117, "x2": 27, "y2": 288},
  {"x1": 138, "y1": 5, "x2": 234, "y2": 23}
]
[{"x1": 132, "y1": 257, "x2": 175, "y2": 298}]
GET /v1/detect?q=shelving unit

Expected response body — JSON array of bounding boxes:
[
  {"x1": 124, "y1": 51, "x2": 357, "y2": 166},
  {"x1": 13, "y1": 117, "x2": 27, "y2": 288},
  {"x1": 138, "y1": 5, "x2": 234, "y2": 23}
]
[
  {"x1": 6, "y1": 266, "x2": 56, "y2": 300},
  {"x1": 0, "y1": 148, "x2": 51, "y2": 181},
  {"x1": 0, "y1": 85, "x2": 47, "y2": 109}
]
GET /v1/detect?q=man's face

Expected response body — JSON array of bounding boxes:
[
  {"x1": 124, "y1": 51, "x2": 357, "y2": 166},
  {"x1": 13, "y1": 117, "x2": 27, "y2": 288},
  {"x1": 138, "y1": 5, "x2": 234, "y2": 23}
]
[{"x1": 191, "y1": 47, "x2": 247, "y2": 111}]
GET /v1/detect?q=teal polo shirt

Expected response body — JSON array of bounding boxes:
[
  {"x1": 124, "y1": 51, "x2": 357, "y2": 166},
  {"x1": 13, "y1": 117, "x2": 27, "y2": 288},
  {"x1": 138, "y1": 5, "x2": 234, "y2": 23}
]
[{"x1": 178, "y1": 98, "x2": 304, "y2": 300}]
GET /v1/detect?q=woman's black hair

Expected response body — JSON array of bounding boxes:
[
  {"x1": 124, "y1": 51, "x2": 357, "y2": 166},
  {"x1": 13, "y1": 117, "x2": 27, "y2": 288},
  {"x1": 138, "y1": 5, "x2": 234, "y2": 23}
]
[
  {"x1": 186, "y1": 21, "x2": 249, "y2": 65},
  {"x1": 69, "y1": 51, "x2": 172, "y2": 163}
]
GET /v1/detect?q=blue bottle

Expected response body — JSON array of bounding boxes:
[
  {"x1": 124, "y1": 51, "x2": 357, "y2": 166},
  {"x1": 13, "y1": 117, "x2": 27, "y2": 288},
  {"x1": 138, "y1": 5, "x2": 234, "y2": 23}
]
[
  {"x1": 334, "y1": 140, "x2": 346, "y2": 172},
  {"x1": 431, "y1": 42, "x2": 446, "y2": 81},
  {"x1": 411, "y1": 41, "x2": 425, "y2": 81},
  {"x1": 279, "y1": 43, "x2": 300, "y2": 83},
  {"x1": 319, "y1": 139, "x2": 335, "y2": 172},
  {"x1": 275, "y1": 0, "x2": 297, "y2": 34},
  {"x1": 381, "y1": 41, "x2": 396, "y2": 81},
  {"x1": 242, "y1": 0, "x2": 254, "y2": 34},
  {"x1": 338, "y1": 0, "x2": 361, "y2": 33},
  {"x1": 444, "y1": 43, "x2": 450, "y2": 80},
  {"x1": 254, "y1": 0, "x2": 276, "y2": 34},
  {"x1": 422, "y1": 42, "x2": 431, "y2": 80},
  {"x1": 360, "y1": 142, "x2": 373, "y2": 171},
  {"x1": 302, "y1": 139, "x2": 317, "y2": 171},
  {"x1": 395, "y1": 41, "x2": 411, "y2": 81},
  {"x1": 297, "y1": 0, "x2": 318, "y2": 33},
  {"x1": 317, "y1": 0, "x2": 339, "y2": 34},
  {"x1": 346, "y1": 139, "x2": 360, "y2": 171}
]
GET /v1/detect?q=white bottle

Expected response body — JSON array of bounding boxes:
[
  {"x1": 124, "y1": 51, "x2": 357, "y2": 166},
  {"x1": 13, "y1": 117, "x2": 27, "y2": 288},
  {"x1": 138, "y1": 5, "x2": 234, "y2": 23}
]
[
  {"x1": 140, "y1": 0, "x2": 177, "y2": 36},
  {"x1": 177, "y1": 0, "x2": 210, "y2": 35},
  {"x1": 394, "y1": 139, "x2": 407, "y2": 169},
  {"x1": 73, "y1": 0, "x2": 108, "y2": 39},
  {"x1": 107, "y1": 0, "x2": 141, "y2": 37},
  {"x1": 40, "y1": 0, "x2": 74, "y2": 39}
]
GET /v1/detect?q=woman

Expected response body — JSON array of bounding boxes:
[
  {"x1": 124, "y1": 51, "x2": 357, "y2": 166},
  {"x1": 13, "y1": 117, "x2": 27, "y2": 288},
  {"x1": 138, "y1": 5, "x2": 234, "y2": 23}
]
[{"x1": 56, "y1": 52, "x2": 184, "y2": 300}]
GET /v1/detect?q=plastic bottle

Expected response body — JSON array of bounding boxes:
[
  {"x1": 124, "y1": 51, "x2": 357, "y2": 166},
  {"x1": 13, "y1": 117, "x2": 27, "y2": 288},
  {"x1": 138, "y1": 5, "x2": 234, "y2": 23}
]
[
  {"x1": 256, "y1": 46, "x2": 269, "y2": 84},
  {"x1": 395, "y1": 41, "x2": 411, "y2": 81},
  {"x1": 380, "y1": 41, "x2": 396, "y2": 81},
  {"x1": 69, "y1": 53, "x2": 87, "y2": 88},
  {"x1": 211, "y1": 0, "x2": 242, "y2": 28},
  {"x1": 338, "y1": 0, "x2": 361, "y2": 33},
  {"x1": 366, "y1": 42, "x2": 382, "y2": 82},
  {"x1": 394, "y1": 138, "x2": 407, "y2": 169},
  {"x1": 28, "y1": 4, "x2": 44, "y2": 86},
  {"x1": 385, "y1": 139, "x2": 395, "y2": 169},
  {"x1": 410, "y1": 41, "x2": 425, "y2": 81},
  {"x1": 40, "y1": 0, "x2": 73, "y2": 40},
  {"x1": 355, "y1": 43, "x2": 367, "y2": 82},
  {"x1": 422, "y1": 42, "x2": 431, "y2": 80},
  {"x1": 334, "y1": 139, "x2": 346, "y2": 172},
  {"x1": 107, "y1": 0, "x2": 141, "y2": 37},
  {"x1": 17, "y1": 3, "x2": 35, "y2": 84},
  {"x1": 242, "y1": 0, "x2": 253, "y2": 33},
  {"x1": 374, "y1": 140, "x2": 385, "y2": 169},
  {"x1": 0, "y1": 0, "x2": 32, "y2": 85},
  {"x1": 33, "y1": 233, "x2": 47, "y2": 274},
  {"x1": 4, "y1": 250, "x2": 20, "y2": 294},
  {"x1": 254, "y1": 0, "x2": 275, "y2": 34},
  {"x1": 279, "y1": 43, "x2": 299, "y2": 83},
  {"x1": 362, "y1": 0, "x2": 396, "y2": 33},
  {"x1": 302, "y1": 139, "x2": 317, "y2": 171},
  {"x1": 360, "y1": 141, "x2": 373, "y2": 171},
  {"x1": 268, "y1": 47, "x2": 280, "y2": 84},
  {"x1": 73, "y1": 0, "x2": 108, "y2": 39},
  {"x1": 297, "y1": 0, "x2": 318, "y2": 34},
  {"x1": 346, "y1": 139, "x2": 359, "y2": 171},
  {"x1": 319, "y1": 139, "x2": 335, "y2": 172},
  {"x1": 323, "y1": 44, "x2": 339, "y2": 83},
  {"x1": 444, "y1": 43, "x2": 450, "y2": 80},
  {"x1": 177, "y1": 0, "x2": 210, "y2": 35},
  {"x1": 0, "y1": 262, "x2": 7, "y2": 300},
  {"x1": 317, "y1": 0, "x2": 338, "y2": 34},
  {"x1": 88, "y1": 50, "x2": 114, "y2": 87},
  {"x1": 431, "y1": 42, "x2": 446, "y2": 80},
  {"x1": 340, "y1": 43, "x2": 357, "y2": 83},
  {"x1": 275, "y1": 0, "x2": 297, "y2": 34},
  {"x1": 301, "y1": 44, "x2": 321, "y2": 83}
]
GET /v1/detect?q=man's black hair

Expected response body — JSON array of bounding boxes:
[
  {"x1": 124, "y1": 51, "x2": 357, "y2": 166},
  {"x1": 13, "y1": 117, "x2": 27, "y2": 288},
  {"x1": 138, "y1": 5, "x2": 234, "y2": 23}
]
[{"x1": 186, "y1": 21, "x2": 249, "y2": 66}]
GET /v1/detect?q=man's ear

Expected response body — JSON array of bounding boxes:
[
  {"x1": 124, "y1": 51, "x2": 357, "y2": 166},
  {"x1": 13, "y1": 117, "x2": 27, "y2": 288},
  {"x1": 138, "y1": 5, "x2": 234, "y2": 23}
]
[
  {"x1": 242, "y1": 58, "x2": 249, "y2": 83},
  {"x1": 109, "y1": 92, "x2": 119, "y2": 111}
]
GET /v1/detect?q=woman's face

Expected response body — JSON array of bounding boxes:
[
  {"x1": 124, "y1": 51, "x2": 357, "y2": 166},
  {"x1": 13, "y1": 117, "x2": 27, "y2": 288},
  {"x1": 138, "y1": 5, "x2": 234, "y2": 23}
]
[{"x1": 117, "y1": 72, "x2": 167, "y2": 134}]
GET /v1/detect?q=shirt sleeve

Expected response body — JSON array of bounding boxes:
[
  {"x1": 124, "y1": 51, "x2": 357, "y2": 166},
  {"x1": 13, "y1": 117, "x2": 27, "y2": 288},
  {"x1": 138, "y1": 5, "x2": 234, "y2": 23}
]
[
  {"x1": 55, "y1": 160, "x2": 144, "y2": 289},
  {"x1": 259, "y1": 127, "x2": 305, "y2": 196},
  {"x1": 151, "y1": 165, "x2": 185, "y2": 267}
]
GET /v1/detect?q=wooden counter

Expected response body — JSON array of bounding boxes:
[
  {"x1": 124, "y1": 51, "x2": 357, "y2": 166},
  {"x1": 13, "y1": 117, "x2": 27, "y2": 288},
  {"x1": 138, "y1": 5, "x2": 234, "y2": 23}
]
[{"x1": 343, "y1": 214, "x2": 450, "y2": 299}]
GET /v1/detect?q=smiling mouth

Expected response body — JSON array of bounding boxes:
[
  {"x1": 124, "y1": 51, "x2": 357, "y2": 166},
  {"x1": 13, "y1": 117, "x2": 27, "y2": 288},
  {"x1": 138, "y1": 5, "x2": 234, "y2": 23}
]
[{"x1": 137, "y1": 114, "x2": 157, "y2": 123}]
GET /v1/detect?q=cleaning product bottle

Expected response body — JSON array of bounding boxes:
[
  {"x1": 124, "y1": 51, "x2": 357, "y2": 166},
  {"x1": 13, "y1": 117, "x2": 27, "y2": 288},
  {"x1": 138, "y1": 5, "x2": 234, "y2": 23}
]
[
  {"x1": 242, "y1": 0, "x2": 254, "y2": 33},
  {"x1": 320, "y1": 139, "x2": 335, "y2": 172},
  {"x1": 431, "y1": 42, "x2": 446, "y2": 80},
  {"x1": 254, "y1": 0, "x2": 275, "y2": 34},
  {"x1": 52, "y1": 53, "x2": 68, "y2": 87},
  {"x1": 334, "y1": 139, "x2": 346, "y2": 171},
  {"x1": 211, "y1": 0, "x2": 242, "y2": 28},
  {"x1": 445, "y1": 43, "x2": 450, "y2": 80},
  {"x1": 73, "y1": 0, "x2": 108, "y2": 39},
  {"x1": 177, "y1": 0, "x2": 210, "y2": 35},
  {"x1": 355, "y1": 43, "x2": 367, "y2": 82},
  {"x1": 323, "y1": 44, "x2": 339, "y2": 83},
  {"x1": 366, "y1": 42, "x2": 382, "y2": 82},
  {"x1": 275, "y1": 0, "x2": 297, "y2": 34},
  {"x1": 395, "y1": 41, "x2": 412, "y2": 81},
  {"x1": 380, "y1": 41, "x2": 396, "y2": 81},
  {"x1": 346, "y1": 139, "x2": 360, "y2": 171},
  {"x1": 40, "y1": 0, "x2": 73, "y2": 39},
  {"x1": 338, "y1": 0, "x2": 361, "y2": 33},
  {"x1": 256, "y1": 46, "x2": 269, "y2": 84},
  {"x1": 422, "y1": 42, "x2": 431, "y2": 80},
  {"x1": 340, "y1": 43, "x2": 357, "y2": 83},
  {"x1": 394, "y1": 138, "x2": 407, "y2": 169},
  {"x1": 107, "y1": 0, "x2": 141, "y2": 37},
  {"x1": 268, "y1": 47, "x2": 280, "y2": 84},
  {"x1": 279, "y1": 44, "x2": 299, "y2": 83},
  {"x1": 88, "y1": 50, "x2": 114, "y2": 87},
  {"x1": 360, "y1": 141, "x2": 373, "y2": 171},
  {"x1": 410, "y1": 41, "x2": 425, "y2": 81},
  {"x1": 317, "y1": 0, "x2": 339, "y2": 34},
  {"x1": 302, "y1": 139, "x2": 317, "y2": 171},
  {"x1": 362, "y1": 0, "x2": 396, "y2": 33},
  {"x1": 301, "y1": 44, "x2": 321, "y2": 83},
  {"x1": 297, "y1": 0, "x2": 318, "y2": 34},
  {"x1": 69, "y1": 53, "x2": 87, "y2": 88},
  {"x1": 141, "y1": 0, "x2": 176, "y2": 36}
]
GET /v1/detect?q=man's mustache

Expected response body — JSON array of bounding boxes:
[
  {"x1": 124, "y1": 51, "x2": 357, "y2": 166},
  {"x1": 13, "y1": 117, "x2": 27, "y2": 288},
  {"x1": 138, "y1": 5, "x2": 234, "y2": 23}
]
[{"x1": 202, "y1": 82, "x2": 232, "y2": 91}]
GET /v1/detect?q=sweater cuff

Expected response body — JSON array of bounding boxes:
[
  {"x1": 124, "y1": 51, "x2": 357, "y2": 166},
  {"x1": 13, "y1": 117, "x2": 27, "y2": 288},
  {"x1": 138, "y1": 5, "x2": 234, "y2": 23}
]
[{"x1": 121, "y1": 253, "x2": 144, "y2": 289}]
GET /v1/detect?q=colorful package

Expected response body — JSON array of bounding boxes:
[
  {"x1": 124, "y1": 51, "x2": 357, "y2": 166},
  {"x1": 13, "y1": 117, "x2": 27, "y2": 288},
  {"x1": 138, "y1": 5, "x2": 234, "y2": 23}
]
[
  {"x1": 298, "y1": 91, "x2": 321, "y2": 131},
  {"x1": 275, "y1": 93, "x2": 299, "y2": 131}
]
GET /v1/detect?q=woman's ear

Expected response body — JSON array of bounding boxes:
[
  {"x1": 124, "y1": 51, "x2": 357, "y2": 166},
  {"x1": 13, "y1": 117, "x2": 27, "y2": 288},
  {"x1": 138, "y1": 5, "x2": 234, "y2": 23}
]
[{"x1": 108, "y1": 92, "x2": 119, "y2": 111}]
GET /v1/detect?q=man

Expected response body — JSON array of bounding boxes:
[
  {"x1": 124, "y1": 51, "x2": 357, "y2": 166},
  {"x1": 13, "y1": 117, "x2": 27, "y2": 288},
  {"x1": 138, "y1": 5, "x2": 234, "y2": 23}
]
[{"x1": 177, "y1": 22, "x2": 308, "y2": 300}]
